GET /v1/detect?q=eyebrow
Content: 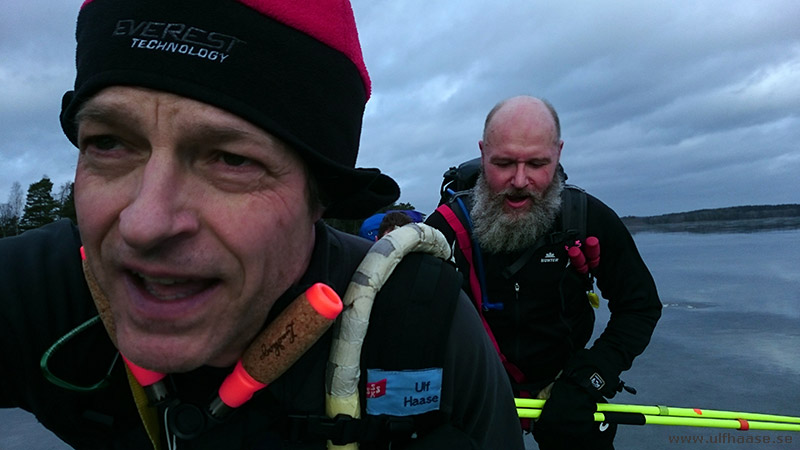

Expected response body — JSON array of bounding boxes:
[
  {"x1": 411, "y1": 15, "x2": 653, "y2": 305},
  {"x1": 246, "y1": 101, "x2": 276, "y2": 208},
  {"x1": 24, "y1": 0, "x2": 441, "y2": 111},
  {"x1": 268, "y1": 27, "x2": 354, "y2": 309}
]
[
  {"x1": 490, "y1": 155, "x2": 552, "y2": 164},
  {"x1": 184, "y1": 124, "x2": 261, "y2": 145},
  {"x1": 75, "y1": 101, "x2": 262, "y2": 145},
  {"x1": 75, "y1": 102, "x2": 135, "y2": 129}
]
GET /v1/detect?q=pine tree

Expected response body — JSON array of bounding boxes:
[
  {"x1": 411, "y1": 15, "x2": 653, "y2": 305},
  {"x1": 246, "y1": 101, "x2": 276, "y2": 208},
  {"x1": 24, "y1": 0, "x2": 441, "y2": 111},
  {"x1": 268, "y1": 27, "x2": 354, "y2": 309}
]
[
  {"x1": 0, "y1": 203, "x2": 15, "y2": 237},
  {"x1": 56, "y1": 182, "x2": 77, "y2": 224},
  {"x1": 0, "y1": 182, "x2": 24, "y2": 237},
  {"x1": 19, "y1": 176, "x2": 60, "y2": 232}
]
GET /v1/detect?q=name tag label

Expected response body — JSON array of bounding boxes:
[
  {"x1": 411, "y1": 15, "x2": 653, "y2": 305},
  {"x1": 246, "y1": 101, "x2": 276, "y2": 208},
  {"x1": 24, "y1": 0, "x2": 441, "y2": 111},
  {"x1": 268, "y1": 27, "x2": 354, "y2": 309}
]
[{"x1": 365, "y1": 368, "x2": 443, "y2": 416}]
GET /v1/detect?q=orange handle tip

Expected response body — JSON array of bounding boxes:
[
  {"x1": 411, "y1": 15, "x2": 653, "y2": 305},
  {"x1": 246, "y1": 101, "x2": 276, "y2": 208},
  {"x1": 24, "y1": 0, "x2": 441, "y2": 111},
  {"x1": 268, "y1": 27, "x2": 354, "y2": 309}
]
[
  {"x1": 122, "y1": 355, "x2": 166, "y2": 386},
  {"x1": 218, "y1": 360, "x2": 267, "y2": 408},
  {"x1": 305, "y1": 283, "x2": 343, "y2": 320}
]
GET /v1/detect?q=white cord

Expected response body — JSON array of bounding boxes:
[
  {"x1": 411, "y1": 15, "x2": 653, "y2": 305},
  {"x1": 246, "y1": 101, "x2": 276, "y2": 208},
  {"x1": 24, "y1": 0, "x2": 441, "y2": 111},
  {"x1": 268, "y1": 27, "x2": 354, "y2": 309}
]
[{"x1": 164, "y1": 407, "x2": 178, "y2": 450}]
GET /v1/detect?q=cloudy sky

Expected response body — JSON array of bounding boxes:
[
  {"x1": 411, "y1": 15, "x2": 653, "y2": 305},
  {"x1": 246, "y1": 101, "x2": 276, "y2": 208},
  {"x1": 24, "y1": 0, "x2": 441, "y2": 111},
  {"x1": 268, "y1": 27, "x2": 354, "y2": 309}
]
[{"x1": 1, "y1": 0, "x2": 798, "y2": 218}]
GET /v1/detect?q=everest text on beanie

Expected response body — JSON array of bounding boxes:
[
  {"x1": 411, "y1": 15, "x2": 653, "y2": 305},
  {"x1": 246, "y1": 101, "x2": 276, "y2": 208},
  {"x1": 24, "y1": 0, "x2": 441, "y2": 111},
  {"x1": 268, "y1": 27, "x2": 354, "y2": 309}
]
[{"x1": 113, "y1": 19, "x2": 245, "y2": 63}]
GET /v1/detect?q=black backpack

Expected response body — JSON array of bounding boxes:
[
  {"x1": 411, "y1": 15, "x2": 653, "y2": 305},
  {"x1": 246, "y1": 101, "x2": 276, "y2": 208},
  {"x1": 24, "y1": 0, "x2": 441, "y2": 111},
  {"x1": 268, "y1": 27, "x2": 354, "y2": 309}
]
[{"x1": 438, "y1": 158, "x2": 481, "y2": 205}]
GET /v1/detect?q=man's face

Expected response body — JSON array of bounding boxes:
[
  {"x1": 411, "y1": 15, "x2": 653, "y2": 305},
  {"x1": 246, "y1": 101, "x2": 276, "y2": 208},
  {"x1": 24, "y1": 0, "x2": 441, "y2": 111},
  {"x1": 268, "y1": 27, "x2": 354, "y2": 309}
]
[
  {"x1": 479, "y1": 104, "x2": 562, "y2": 218},
  {"x1": 74, "y1": 87, "x2": 321, "y2": 373}
]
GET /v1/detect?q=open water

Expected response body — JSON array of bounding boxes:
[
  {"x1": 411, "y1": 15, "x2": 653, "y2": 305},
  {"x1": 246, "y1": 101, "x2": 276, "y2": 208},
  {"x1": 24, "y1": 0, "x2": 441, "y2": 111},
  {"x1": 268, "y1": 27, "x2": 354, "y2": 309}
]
[{"x1": 2, "y1": 229, "x2": 799, "y2": 449}]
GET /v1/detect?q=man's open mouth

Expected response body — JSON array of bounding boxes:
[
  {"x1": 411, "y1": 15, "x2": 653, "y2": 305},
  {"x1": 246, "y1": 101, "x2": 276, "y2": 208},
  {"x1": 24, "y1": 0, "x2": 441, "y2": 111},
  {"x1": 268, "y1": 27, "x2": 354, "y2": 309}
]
[{"x1": 132, "y1": 271, "x2": 218, "y2": 301}]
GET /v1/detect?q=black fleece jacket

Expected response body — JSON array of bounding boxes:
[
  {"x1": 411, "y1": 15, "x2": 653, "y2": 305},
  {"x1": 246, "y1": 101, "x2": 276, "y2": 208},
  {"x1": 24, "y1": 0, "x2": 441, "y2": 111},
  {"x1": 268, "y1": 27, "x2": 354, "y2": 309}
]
[
  {"x1": 426, "y1": 189, "x2": 662, "y2": 393},
  {"x1": 0, "y1": 219, "x2": 523, "y2": 449}
]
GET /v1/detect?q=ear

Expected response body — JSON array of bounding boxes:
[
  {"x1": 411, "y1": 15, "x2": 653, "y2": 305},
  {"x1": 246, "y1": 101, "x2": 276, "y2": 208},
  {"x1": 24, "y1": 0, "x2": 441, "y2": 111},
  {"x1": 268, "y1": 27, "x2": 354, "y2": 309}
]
[{"x1": 311, "y1": 207, "x2": 325, "y2": 224}]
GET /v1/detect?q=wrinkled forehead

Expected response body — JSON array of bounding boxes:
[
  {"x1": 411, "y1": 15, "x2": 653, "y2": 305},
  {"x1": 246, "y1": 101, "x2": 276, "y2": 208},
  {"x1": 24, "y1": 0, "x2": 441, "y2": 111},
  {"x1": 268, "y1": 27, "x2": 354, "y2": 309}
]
[{"x1": 77, "y1": 87, "x2": 260, "y2": 132}]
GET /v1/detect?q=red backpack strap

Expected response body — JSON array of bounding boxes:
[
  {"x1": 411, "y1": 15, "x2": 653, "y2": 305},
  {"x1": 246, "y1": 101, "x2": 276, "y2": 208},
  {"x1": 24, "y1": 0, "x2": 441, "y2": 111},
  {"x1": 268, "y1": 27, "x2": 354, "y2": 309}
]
[
  {"x1": 435, "y1": 204, "x2": 482, "y2": 310},
  {"x1": 434, "y1": 204, "x2": 526, "y2": 385}
]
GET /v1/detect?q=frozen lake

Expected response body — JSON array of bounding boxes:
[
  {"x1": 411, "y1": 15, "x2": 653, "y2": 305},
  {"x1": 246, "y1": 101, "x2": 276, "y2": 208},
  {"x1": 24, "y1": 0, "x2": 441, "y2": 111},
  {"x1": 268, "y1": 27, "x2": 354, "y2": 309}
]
[{"x1": 574, "y1": 229, "x2": 800, "y2": 450}]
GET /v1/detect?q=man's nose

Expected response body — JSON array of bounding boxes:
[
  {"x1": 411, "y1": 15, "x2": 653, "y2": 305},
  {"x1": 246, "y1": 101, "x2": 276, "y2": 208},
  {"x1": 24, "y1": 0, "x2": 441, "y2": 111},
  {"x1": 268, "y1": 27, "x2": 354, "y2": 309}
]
[
  {"x1": 118, "y1": 156, "x2": 199, "y2": 251},
  {"x1": 510, "y1": 163, "x2": 529, "y2": 189}
]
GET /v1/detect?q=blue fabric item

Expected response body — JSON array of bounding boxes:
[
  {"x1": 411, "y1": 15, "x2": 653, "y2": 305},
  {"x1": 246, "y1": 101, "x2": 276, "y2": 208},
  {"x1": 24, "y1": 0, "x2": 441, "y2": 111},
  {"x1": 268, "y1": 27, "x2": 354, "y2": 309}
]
[
  {"x1": 358, "y1": 210, "x2": 424, "y2": 241},
  {"x1": 358, "y1": 213, "x2": 386, "y2": 240}
]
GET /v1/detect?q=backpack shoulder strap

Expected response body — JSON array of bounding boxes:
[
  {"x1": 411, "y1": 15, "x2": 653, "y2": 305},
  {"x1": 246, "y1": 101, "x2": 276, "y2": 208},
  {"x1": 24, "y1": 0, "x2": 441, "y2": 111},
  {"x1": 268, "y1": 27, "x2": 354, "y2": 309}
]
[
  {"x1": 433, "y1": 193, "x2": 496, "y2": 310},
  {"x1": 434, "y1": 200, "x2": 484, "y2": 309},
  {"x1": 362, "y1": 252, "x2": 462, "y2": 445},
  {"x1": 310, "y1": 224, "x2": 466, "y2": 447},
  {"x1": 363, "y1": 252, "x2": 460, "y2": 369},
  {"x1": 561, "y1": 184, "x2": 587, "y2": 240},
  {"x1": 294, "y1": 253, "x2": 463, "y2": 446}
]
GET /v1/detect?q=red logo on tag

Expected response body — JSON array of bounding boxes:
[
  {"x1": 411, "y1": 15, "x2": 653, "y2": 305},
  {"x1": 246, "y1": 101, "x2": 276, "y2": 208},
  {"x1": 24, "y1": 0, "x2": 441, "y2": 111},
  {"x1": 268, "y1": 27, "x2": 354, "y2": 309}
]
[{"x1": 366, "y1": 378, "x2": 387, "y2": 398}]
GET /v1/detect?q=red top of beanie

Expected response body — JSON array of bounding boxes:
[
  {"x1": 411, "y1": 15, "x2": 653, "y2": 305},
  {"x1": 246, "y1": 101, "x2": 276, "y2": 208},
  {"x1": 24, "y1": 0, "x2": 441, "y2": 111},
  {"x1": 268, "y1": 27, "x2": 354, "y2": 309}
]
[{"x1": 237, "y1": 0, "x2": 371, "y2": 99}]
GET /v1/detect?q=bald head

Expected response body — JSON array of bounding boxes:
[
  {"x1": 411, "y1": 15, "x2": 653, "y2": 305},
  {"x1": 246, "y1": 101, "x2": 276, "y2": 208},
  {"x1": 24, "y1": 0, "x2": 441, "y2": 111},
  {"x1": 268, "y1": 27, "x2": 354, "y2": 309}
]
[{"x1": 482, "y1": 96, "x2": 561, "y2": 147}]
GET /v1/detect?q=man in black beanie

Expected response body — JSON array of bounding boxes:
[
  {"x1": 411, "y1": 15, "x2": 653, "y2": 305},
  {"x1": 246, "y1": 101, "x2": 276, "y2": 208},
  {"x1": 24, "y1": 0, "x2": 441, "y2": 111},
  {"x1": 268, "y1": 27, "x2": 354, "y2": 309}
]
[{"x1": 0, "y1": 1, "x2": 524, "y2": 448}]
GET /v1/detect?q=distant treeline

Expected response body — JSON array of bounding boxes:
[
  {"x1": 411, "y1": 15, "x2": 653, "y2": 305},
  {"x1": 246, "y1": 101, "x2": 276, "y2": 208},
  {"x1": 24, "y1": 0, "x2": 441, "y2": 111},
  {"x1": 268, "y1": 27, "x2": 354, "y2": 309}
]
[{"x1": 621, "y1": 204, "x2": 800, "y2": 233}]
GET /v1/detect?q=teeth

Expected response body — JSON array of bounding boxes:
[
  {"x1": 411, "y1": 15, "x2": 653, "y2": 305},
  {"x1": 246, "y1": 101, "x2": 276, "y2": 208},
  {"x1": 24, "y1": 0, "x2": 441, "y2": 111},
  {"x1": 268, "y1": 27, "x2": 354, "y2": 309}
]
[
  {"x1": 135, "y1": 272, "x2": 189, "y2": 285},
  {"x1": 134, "y1": 272, "x2": 200, "y2": 300}
]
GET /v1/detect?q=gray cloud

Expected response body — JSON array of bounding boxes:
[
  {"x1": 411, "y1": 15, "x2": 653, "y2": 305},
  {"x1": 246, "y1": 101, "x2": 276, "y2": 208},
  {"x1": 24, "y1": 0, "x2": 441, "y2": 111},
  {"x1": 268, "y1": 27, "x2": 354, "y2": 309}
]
[
  {"x1": 1, "y1": 0, "x2": 798, "y2": 218},
  {"x1": 353, "y1": 0, "x2": 800, "y2": 216}
]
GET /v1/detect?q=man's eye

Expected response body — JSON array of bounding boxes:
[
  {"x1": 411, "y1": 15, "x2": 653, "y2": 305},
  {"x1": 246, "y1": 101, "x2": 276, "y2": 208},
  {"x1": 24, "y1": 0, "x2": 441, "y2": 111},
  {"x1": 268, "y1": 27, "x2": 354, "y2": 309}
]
[
  {"x1": 220, "y1": 152, "x2": 251, "y2": 167},
  {"x1": 83, "y1": 135, "x2": 121, "y2": 151}
]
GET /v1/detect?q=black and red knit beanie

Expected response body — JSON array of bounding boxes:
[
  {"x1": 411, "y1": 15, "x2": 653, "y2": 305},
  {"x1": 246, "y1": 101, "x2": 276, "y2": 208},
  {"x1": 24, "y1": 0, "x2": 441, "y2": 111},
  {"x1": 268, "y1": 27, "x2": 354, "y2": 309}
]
[{"x1": 60, "y1": 0, "x2": 399, "y2": 219}]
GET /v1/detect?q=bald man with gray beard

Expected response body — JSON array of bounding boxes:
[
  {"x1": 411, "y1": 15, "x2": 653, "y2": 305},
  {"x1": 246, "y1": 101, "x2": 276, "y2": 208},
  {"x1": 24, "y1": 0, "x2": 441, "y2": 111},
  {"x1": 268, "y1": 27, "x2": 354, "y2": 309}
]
[{"x1": 426, "y1": 95, "x2": 662, "y2": 450}]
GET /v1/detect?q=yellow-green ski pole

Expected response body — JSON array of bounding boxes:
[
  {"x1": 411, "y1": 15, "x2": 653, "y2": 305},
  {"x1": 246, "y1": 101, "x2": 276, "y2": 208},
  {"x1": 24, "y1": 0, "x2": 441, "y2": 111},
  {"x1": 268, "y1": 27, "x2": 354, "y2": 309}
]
[
  {"x1": 516, "y1": 408, "x2": 800, "y2": 432},
  {"x1": 515, "y1": 399, "x2": 800, "y2": 431}
]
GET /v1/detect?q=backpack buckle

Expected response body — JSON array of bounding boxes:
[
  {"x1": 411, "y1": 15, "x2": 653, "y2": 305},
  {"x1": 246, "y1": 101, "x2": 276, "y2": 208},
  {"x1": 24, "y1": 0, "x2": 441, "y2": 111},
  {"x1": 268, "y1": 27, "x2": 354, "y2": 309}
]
[
  {"x1": 288, "y1": 413, "x2": 418, "y2": 445},
  {"x1": 289, "y1": 413, "x2": 364, "y2": 445}
]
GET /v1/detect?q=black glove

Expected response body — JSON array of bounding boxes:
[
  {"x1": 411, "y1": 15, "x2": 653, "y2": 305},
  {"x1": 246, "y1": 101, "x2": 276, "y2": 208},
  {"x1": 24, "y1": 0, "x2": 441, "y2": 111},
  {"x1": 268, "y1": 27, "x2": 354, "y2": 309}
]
[
  {"x1": 563, "y1": 349, "x2": 623, "y2": 399},
  {"x1": 536, "y1": 376, "x2": 600, "y2": 434},
  {"x1": 537, "y1": 349, "x2": 625, "y2": 434}
]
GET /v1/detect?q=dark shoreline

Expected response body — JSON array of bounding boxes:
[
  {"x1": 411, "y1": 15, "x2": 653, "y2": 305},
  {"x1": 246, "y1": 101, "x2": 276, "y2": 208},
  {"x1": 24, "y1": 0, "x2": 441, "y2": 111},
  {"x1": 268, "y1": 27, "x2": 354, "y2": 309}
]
[
  {"x1": 621, "y1": 203, "x2": 800, "y2": 234},
  {"x1": 624, "y1": 217, "x2": 800, "y2": 234}
]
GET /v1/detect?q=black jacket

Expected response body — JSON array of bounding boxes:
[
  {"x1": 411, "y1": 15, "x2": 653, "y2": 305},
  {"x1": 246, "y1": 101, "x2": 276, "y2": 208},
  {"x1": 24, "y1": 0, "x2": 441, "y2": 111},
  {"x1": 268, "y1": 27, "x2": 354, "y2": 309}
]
[
  {"x1": 426, "y1": 189, "x2": 662, "y2": 392},
  {"x1": 0, "y1": 219, "x2": 523, "y2": 449}
]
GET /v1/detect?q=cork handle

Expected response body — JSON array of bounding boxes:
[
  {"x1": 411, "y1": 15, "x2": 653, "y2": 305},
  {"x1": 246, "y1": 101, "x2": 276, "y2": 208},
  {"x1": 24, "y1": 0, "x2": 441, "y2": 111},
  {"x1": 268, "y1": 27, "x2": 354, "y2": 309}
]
[{"x1": 217, "y1": 283, "x2": 343, "y2": 408}]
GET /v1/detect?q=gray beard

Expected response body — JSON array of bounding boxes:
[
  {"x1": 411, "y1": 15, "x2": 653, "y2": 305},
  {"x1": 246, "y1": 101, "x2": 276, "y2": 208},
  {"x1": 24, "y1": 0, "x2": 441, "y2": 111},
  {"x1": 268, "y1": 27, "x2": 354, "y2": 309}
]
[{"x1": 470, "y1": 172, "x2": 564, "y2": 254}]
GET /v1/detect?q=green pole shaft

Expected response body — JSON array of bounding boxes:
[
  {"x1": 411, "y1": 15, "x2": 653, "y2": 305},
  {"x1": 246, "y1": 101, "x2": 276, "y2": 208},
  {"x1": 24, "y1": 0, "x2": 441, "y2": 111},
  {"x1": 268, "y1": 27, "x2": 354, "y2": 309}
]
[
  {"x1": 515, "y1": 398, "x2": 800, "y2": 425},
  {"x1": 517, "y1": 408, "x2": 541, "y2": 419},
  {"x1": 598, "y1": 404, "x2": 800, "y2": 424},
  {"x1": 515, "y1": 398, "x2": 546, "y2": 408},
  {"x1": 517, "y1": 408, "x2": 800, "y2": 431},
  {"x1": 596, "y1": 412, "x2": 800, "y2": 432}
]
